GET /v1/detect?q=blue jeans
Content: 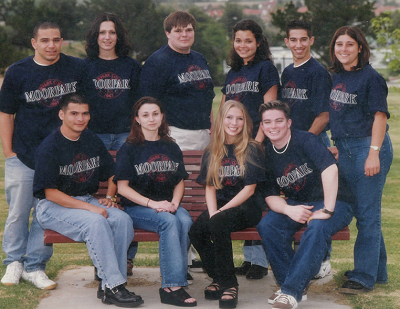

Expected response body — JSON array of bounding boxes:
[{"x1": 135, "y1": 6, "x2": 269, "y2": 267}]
[
  {"x1": 124, "y1": 205, "x2": 192, "y2": 288},
  {"x1": 257, "y1": 199, "x2": 353, "y2": 302},
  {"x1": 243, "y1": 241, "x2": 268, "y2": 268},
  {"x1": 2, "y1": 156, "x2": 53, "y2": 271},
  {"x1": 36, "y1": 195, "x2": 133, "y2": 289},
  {"x1": 96, "y1": 132, "x2": 129, "y2": 151},
  {"x1": 335, "y1": 133, "x2": 393, "y2": 289}
]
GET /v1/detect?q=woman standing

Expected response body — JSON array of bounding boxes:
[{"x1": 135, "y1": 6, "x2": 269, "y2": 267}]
[
  {"x1": 329, "y1": 26, "x2": 393, "y2": 294},
  {"x1": 222, "y1": 19, "x2": 279, "y2": 142},
  {"x1": 114, "y1": 97, "x2": 196, "y2": 307},
  {"x1": 222, "y1": 19, "x2": 278, "y2": 279},
  {"x1": 189, "y1": 100, "x2": 266, "y2": 308},
  {"x1": 85, "y1": 13, "x2": 141, "y2": 150}
]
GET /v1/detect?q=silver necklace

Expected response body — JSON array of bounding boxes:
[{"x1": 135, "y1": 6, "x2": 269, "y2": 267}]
[{"x1": 272, "y1": 135, "x2": 291, "y2": 154}]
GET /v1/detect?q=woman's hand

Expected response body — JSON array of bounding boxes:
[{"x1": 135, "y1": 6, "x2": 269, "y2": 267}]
[
  {"x1": 285, "y1": 205, "x2": 313, "y2": 224},
  {"x1": 150, "y1": 200, "x2": 175, "y2": 213},
  {"x1": 209, "y1": 209, "x2": 221, "y2": 218},
  {"x1": 98, "y1": 198, "x2": 116, "y2": 208},
  {"x1": 364, "y1": 149, "x2": 380, "y2": 177}
]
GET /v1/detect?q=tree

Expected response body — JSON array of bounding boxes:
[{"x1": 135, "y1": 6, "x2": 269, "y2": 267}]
[
  {"x1": 271, "y1": 0, "x2": 375, "y2": 67},
  {"x1": 219, "y1": 1, "x2": 244, "y2": 39},
  {"x1": 372, "y1": 11, "x2": 400, "y2": 75}
]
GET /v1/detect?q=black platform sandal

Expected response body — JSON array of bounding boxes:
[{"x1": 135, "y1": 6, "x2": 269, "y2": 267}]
[
  {"x1": 219, "y1": 286, "x2": 238, "y2": 309},
  {"x1": 159, "y1": 287, "x2": 197, "y2": 307},
  {"x1": 204, "y1": 282, "x2": 223, "y2": 300}
]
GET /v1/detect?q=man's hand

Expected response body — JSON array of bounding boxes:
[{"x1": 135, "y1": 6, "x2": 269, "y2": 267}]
[
  {"x1": 88, "y1": 204, "x2": 108, "y2": 218},
  {"x1": 285, "y1": 205, "x2": 313, "y2": 224},
  {"x1": 328, "y1": 147, "x2": 339, "y2": 160},
  {"x1": 308, "y1": 209, "x2": 331, "y2": 224}
]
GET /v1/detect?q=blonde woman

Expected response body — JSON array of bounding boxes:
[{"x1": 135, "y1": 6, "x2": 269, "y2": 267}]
[{"x1": 189, "y1": 100, "x2": 266, "y2": 308}]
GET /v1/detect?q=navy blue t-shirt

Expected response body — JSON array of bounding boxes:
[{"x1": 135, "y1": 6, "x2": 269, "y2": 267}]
[
  {"x1": 139, "y1": 45, "x2": 215, "y2": 130},
  {"x1": 197, "y1": 143, "x2": 266, "y2": 207},
  {"x1": 329, "y1": 65, "x2": 389, "y2": 139},
  {"x1": 84, "y1": 56, "x2": 141, "y2": 134},
  {"x1": 0, "y1": 54, "x2": 93, "y2": 169},
  {"x1": 222, "y1": 61, "x2": 279, "y2": 137},
  {"x1": 114, "y1": 139, "x2": 189, "y2": 206},
  {"x1": 280, "y1": 57, "x2": 331, "y2": 131},
  {"x1": 33, "y1": 128, "x2": 115, "y2": 200},
  {"x1": 261, "y1": 129, "x2": 352, "y2": 203}
]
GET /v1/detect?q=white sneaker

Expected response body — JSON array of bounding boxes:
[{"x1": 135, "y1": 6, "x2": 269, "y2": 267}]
[
  {"x1": 272, "y1": 294, "x2": 298, "y2": 309},
  {"x1": 1, "y1": 261, "x2": 24, "y2": 286},
  {"x1": 313, "y1": 260, "x2": 332, "y2": 279},
  {"x1": 268, "y1": 289, "x2": 307, "y2": 304},
  {"x1": 22, "y1": 270, "x2": 57, "y2": 290}
]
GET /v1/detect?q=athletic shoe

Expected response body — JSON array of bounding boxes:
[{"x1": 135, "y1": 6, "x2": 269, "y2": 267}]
[
  {"x1": 340, "y1": 280, "x2": 370, "y2": 294},
  {"x1": 1, "y1": 261, "x2": 23, "y2": 286},
  {"x1": 268, "y1": 289, "x2": 307, "y2": 304},
  {"x1": 272, "y1": 294, "x2": 298, "y2": 309},
  {"x1": 187, "y1": 272, "x2": 194, "y2": 285},
  {"x1": 245, "y1": 264, "x2": 268, "y2": 279},
  {"x1": 21, "y1": 270, "x2": 57, "y2": 290},
  {"x1": 313, "y1": 260, "x2": 332, "y2": 279}
]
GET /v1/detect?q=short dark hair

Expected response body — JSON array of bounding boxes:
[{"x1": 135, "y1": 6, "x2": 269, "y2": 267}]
[
  {"x1": 85, "y1": 13, "x2": 131, "y2": 59},
  {"x1": 59, "y1": 93, "x2": 88, "y2": 111},
  {"x1": 259, "y1": 100, "x2": 291, "y2": 120},
  {"x1": 33, "y1": 22, "x2": 62, "y2": 39},
  {"x1": 285, "y1": 20, "x2": 312, "y2": 38},
  {"x1": 229, "y1": 19, "x2": 273, "y2": 71},
  {"x1": 329, "y1": 26, "x2": 370, "y2": 73},
  {"x1": 164, "y1": 11, "x2": 196, "y2": 33}
]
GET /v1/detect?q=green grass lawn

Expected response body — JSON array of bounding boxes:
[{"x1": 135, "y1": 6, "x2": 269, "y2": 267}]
[{"x1": 0, "y1": 87, "x2": 399, "y2": 308}]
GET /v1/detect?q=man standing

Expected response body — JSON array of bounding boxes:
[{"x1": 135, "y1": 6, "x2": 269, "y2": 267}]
[
  {"x1": 280, "y1": 20, "x2": 331, "y2": 147},
  {"x1": 0, "y1": 22, "x2": 92, "y2": 289},
  {"x1": 139, "y1": 11, "x2": 215, "y2": 151},
  {"x1": 280, "y1": 20, "x2": 333, "y2": 278},
  {"x1": 34, "y1": 93, "x2": 143, "y2": 307}
]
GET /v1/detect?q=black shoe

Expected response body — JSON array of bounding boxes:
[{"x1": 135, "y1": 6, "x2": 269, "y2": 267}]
[
  {"x1": 159, "y1": 287, "x2": 197, "y2": 307},
  {"x1": 187, "y1": 272, "x2": 194, "y2": 285},
  {"x1": 204, "y1": 282, "x2": 222, "y2": 300},
  {"x1": 245, "y1": 264, "x2": 268, "y2": 279},
  {"x1": 234, "y1": 261, "x2": 251, "y2": 276},
  {"x1": 97, "y1": 282, "x2": 104, "y2": 299},
  {"x1": 103, "y1": 284, "x2": 144, "y2": 307},
  {"x1": 219, "y1": 286, "x2": 238, "y2": 309},
  {"x1": 340, "y1": 280, "x2": 370, "y2": 295}
]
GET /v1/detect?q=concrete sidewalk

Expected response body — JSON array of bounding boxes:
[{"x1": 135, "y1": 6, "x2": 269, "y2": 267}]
[{"x1": 37, "y1": 266, "x2": 351, "y2": 309}]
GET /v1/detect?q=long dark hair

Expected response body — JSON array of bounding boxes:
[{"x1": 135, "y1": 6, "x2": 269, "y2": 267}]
[
  {"x1": 127, "y1": 97, "x2": 173, "y2": 144},
  {"x1": 228, "y1": 19, "x2": 273, "y2": 71},
  {"x1": 329, "y1": 26, "x2": 370, "y2": 73},
  {"x1": 85, "y1": 13, "x2": 131, "y2": 59}
]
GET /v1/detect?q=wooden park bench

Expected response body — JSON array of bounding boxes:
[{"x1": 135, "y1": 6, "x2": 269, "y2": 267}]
[{"x1": 43, "y1": 150, "x2": 350, "y2": 247}]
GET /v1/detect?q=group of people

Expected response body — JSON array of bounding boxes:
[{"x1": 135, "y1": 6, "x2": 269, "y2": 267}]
[{"x1": 0, "y1": 9, "x2": 392, "y2": 309}]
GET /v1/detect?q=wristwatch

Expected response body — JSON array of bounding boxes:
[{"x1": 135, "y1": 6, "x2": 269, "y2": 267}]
[
  {"x1": 106, "y1": 195, "x2": 116, "y2": 202},
  {"x1": 322, "y1": 208, "x2": 335, "y2": 216},
  {"x1": 370, "y1": 146, "x2": 380, "y2": 151}
]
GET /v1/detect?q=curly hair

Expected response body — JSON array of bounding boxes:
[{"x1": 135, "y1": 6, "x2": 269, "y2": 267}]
[
  {"x1": 228, "y1": 19, "x2": 273, "y2": 72},
  {"x1": 85, "y1": 13, "x2": 131, "y2": 59}
]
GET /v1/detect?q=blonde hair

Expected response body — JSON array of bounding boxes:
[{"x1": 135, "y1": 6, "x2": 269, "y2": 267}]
[{"x1": 206, "y1": 100, "x2": 259, "y2": 189}]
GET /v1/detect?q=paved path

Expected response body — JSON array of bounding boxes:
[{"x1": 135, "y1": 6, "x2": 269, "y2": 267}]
[{"x1": 37, "y1": 266, "x2": 351, "y2": 309}]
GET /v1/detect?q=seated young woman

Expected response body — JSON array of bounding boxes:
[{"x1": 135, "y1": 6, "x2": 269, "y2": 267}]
[
  {"x1": 114, "y1": 96, "x2": 196, "y2": 307},
  {"x1": 189, "y1": 100, "x2": 266, "y2": 309}
]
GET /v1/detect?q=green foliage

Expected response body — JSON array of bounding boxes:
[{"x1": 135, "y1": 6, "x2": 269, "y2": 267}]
[
  {"x1": 271, "y1": 0, "x2": 375, "y2": 67},
  {"x1": 219, "y1": 1, "x2": 244, "y2": 40},
  {"x1": 371, "y1": 11, "x2": 400, "y2": 76}
]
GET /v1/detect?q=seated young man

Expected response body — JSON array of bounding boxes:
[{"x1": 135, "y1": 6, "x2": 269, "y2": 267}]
[
  {"x1": 33, "y1": 93, "x2": 144, "y2": 308},
  {"x1": 256, "y1": 100, "x2": 354, "y2": 309}
]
